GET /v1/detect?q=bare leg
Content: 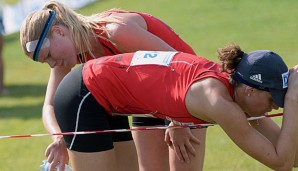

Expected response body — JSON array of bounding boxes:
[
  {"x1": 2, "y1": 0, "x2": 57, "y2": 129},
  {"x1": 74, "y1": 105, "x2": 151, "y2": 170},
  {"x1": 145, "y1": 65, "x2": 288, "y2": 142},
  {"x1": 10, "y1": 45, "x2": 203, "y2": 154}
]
[
  {"x1": 169, "y1": 128, "x2": 206, "y2": 171},
  {"x1": 68, "y1": 149, "x2": 118, "y2": 171},
  {"x1": 114, "y1": 141, "x2": 139, "y2": 171},
  {"x1": 68, "y1": 140, "x2": 138, "y2": 171},
  {"x1": 132, "y1": 129, "x2": 170, "y2": 171}
]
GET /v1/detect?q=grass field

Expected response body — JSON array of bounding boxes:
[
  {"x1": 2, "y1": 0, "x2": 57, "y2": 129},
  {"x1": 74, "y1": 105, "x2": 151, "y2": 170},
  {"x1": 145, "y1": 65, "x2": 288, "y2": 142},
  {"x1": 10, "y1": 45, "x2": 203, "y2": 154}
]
[{"x1": 0, "y1": 0, "x2": 297, "y2": 170}]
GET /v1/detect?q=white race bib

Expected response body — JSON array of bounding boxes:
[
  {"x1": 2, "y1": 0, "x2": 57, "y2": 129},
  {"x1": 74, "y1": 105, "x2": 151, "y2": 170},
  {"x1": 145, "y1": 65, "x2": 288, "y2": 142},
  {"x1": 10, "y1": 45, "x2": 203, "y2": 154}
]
[{"x1": 130, "y1": 51, "x2": 177, "y2": 66}]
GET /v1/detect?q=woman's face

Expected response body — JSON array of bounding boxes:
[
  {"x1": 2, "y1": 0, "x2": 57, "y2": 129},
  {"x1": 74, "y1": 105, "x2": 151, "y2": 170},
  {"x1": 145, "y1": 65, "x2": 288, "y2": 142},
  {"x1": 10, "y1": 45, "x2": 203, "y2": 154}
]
[
  {"x1": 243, "y1": 89, "x2": 279, "y2": 117},
  {"x1": 29, "y1": 25, "x2": 78, "y2": 68}
]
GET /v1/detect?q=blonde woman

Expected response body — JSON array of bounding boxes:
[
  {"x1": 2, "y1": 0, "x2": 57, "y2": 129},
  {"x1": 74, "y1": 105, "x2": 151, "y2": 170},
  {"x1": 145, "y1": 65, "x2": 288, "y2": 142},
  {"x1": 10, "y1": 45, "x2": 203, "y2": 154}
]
[{"x1": 20, "y1": 1, "x2": 203, "y2": 171}]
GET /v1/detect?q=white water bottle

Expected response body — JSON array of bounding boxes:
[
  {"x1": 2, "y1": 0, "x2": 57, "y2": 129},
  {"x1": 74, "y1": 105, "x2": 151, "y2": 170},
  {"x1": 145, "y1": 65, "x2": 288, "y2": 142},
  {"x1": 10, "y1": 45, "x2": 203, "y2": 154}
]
[{"x1": 40, "y1": 160, "x2": 72, "y2": 171}]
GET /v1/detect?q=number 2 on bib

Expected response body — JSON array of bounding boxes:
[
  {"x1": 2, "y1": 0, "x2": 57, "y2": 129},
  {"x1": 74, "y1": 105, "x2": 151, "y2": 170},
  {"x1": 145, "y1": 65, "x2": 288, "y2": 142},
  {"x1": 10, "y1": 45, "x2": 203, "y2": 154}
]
[{"x1": 130, "y1": 51, "x2": 177, "y2": 66}]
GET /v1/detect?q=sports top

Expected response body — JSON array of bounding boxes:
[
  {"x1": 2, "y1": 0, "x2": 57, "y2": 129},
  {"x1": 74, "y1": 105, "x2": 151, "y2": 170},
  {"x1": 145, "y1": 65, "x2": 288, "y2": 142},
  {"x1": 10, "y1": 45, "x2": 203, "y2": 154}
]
[
  {"x1": 77, "y1": 10, "x2": 195, "y2": 63},
  {"x1": 83, "y1": 51, "x2": 234, "y2": 125}
]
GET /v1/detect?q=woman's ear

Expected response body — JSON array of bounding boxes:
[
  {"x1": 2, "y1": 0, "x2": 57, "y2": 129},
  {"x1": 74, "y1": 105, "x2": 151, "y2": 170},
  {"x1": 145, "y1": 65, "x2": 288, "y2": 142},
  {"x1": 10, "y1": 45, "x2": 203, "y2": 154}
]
[
  {"x1": 244, "y1": 86, "x2": 254, "y2": 97},
  {"x1": 51, "y1": 25, "x2": 64, "y2": 36}
]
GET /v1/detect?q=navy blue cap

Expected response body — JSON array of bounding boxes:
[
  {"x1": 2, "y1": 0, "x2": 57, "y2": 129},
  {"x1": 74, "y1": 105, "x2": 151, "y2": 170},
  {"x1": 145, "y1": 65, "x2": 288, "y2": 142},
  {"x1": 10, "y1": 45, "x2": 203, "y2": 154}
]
[{"x1": 234, "y1": 50, "x2": 289, "y2": 107}]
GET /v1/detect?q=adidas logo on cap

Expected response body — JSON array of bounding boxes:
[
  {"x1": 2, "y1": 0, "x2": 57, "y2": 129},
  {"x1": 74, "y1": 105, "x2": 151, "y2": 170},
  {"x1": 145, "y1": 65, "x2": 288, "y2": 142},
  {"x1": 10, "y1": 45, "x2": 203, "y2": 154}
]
[{"x1": 250, "y1": 74, "x2": 262, "y2": 83}]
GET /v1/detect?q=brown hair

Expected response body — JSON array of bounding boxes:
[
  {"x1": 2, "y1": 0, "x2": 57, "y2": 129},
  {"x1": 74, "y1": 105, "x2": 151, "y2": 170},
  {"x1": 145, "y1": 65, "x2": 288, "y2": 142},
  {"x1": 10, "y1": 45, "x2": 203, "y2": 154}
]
[{"x1": 217, "y1": 43, "x2": 245, "y2": 84}]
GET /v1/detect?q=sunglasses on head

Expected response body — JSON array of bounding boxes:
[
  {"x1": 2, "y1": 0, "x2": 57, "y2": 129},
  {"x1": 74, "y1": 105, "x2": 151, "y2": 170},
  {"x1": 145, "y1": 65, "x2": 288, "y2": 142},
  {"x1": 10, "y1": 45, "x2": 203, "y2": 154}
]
[{"x1": 25, "y1": 11, "x2": 56, "y2": 62}]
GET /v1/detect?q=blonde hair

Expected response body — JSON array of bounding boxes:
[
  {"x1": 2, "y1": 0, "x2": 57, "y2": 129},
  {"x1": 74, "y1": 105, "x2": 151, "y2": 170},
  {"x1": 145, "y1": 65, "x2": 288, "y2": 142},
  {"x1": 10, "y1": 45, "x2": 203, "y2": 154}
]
[{"x1": 20, "y1": 0, "x2": 123, "y2": 59}]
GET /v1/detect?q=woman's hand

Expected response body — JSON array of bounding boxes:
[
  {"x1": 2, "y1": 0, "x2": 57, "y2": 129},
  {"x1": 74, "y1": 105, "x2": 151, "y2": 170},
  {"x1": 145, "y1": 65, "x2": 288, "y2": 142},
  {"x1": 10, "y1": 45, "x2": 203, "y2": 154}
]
[
  {"x1": 165, "y1": 122, "x2": 200, "y2": 163},
  {"x1": 45, "y1": 136, "x2": 69, "y2": 171},
  {"x1": 288, "y1": 65, "x2": 298, "y2": 91}
]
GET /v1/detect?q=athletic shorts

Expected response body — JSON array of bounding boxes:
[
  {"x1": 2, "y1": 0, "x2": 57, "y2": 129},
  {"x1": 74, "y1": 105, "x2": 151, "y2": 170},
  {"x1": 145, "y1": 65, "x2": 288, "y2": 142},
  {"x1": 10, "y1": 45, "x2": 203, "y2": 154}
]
[
  {"x1": 54, "y1": 65, "x2": 132, "y2": 152},
  {"x1": 132, "y1": 117, "x2": 170, "y2": 127}
]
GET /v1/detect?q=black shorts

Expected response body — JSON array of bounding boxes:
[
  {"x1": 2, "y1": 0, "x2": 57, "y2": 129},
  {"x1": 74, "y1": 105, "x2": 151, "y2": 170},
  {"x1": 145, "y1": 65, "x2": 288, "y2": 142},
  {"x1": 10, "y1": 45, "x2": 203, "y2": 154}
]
[
  {"x1": 132, "y1": 117, "x2": 170, "y2": 127},
  {"x1": 54, "y1": 65, "x2": 132, "y2": 152}
]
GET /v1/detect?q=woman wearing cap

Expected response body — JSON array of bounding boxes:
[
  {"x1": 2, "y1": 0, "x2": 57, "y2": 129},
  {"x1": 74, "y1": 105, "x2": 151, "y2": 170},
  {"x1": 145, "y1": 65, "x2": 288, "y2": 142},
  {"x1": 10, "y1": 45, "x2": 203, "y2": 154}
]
[
  {"x1": 53, "y1": 43, "x2": 298, "y2": 171},
  {"x1": 19, "y1": 1, "x2": 201, "y2": 171}
]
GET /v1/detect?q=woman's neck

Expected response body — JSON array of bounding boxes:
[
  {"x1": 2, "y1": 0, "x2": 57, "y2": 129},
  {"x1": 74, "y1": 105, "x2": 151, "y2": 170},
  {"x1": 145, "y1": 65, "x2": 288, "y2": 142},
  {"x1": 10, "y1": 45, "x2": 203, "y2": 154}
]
[{"x1": 90, "y1": 36, "x2": 106, "y2": 58}]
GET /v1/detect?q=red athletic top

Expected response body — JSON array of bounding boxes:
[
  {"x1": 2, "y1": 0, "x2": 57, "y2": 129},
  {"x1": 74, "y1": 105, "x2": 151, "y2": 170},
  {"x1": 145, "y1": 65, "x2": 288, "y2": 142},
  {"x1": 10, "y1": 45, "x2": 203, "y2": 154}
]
[
  {"x1": 77, "y1": 10, "x2": 196, "y2": 63},
  {"x1": 83, "y1": 51, "x2": 234, "y2": 125}
]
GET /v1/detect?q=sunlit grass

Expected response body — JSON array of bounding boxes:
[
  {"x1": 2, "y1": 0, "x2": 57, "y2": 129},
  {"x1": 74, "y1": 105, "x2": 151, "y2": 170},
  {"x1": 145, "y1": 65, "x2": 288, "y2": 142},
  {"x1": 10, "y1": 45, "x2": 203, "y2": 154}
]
[{"x1": 1, "y1": 0, "x2": 297, "y2": 170}]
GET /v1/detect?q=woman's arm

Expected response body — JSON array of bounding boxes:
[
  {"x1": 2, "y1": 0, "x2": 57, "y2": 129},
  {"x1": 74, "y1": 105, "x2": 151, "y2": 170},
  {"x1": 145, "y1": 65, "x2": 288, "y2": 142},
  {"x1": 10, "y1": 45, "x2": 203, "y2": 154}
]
[
  {"x1": 43, "y1": 66, "x2": 71, "y2": 171},
  {"x1": 219, "y1": 79, "x2": 298, "y2": 170},
  {"x1": 188, "y1": 77, "x2": 298, "y2": 170},
  {"x1": 249, "y1": 117, "x2": 280, "y2": 145},
  {"x1": 105, "y1": 13, "x2": 177, "y2": 52},
  {"x1": 249, "y1": 66, "x2": 298, "y2": 168},
  {"x1": 249, "y1": 117, "x2": 298, "y2": 168},
  {"x1": 250, "y1": 115, "x2": 298, "y2": 168},
  {"x1": 43, "y1": 66, "x2": 71, "y2": 136}
]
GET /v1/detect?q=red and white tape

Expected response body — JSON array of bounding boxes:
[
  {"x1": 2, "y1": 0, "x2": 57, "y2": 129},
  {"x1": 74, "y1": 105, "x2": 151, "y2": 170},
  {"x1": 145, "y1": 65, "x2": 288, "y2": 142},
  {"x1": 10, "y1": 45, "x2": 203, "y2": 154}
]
[{"x1": 0, "y1": 113, "x2": 283, "y2": 139}]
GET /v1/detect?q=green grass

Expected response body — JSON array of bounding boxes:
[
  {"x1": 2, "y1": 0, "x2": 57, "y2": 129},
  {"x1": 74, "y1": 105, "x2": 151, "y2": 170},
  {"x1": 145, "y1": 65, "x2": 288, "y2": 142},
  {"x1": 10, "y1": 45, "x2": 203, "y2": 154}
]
[{"x1": 1, "y1": 0, "x2": 298, "y2": 170}]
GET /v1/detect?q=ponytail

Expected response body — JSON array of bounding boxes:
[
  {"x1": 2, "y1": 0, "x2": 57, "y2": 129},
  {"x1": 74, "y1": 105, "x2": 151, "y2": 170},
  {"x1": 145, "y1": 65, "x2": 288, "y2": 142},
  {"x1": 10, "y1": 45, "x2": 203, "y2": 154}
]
[{"x1": 217, "y1": 43, "x2": 245, "y2": 84}]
